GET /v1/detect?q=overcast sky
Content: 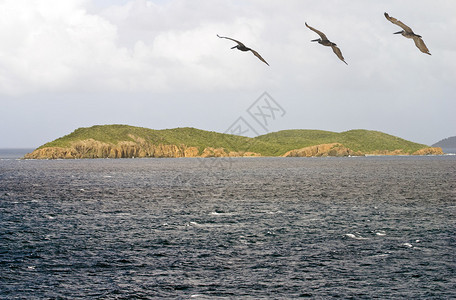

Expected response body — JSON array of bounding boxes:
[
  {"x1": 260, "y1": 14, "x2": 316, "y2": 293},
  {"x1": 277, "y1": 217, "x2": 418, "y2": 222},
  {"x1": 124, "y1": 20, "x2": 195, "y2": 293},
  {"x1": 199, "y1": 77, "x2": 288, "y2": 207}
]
[{"x1": 0, "y1": 0, "x2": 455, "y2": 148}]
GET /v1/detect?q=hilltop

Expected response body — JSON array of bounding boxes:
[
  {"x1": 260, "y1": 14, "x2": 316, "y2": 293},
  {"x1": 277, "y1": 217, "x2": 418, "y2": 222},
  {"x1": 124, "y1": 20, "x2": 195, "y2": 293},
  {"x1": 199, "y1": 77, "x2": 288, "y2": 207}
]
[
  {"x1": 24, "y1": 125, "x2": 442, "y2": 159},
  {"x1": 432, "y1": 136, "x2": 456, "y2": 148},
  {"x1": 432, "y1": 136, "x2": 456, "y2": 154}
]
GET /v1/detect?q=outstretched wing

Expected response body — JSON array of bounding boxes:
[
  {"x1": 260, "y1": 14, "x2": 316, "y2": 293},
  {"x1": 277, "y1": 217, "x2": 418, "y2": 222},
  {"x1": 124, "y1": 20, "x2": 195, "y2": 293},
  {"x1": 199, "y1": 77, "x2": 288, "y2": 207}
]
[
  {"x1": 412, "y1": 36, "x2": 431, "y2": 55},
  {"x1": 305, "y1": 22, "x2": 328, "y2": 40},
  {"x1": 331, "y1": 45, "x2": 348, "y2": 65},
  {"x1": 384, "y1": 12, "x2": 413, "y2": 33},
  {"x1": 217, "y1": 34, "x2": 245, "y2": 47},
  {"x1": 249, "y1": 49, "x2": 269, "y2": 66}
]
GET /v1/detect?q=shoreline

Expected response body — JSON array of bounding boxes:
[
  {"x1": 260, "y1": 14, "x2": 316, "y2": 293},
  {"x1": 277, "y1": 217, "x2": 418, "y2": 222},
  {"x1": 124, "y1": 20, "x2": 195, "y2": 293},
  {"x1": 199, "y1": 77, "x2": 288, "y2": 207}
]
[{"x1": 16, "y1": 153, "x2": 454, "y2": 161}]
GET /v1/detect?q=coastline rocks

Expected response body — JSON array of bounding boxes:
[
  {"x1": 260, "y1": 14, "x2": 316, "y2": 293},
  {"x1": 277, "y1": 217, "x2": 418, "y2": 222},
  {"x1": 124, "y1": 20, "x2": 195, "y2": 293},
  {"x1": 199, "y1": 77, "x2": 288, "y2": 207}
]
[
  {"x1": 368, "y1": 147, "x2": 443, "y2": 156},
  {"x1": 412, "y1": 147, "x2": 443, "y2": 155},
  {"x1": 23, "y1": 139, "x2": 261, "y2": 159},
  {"x1": 281, "y1": 144, "x2": 443, "y2": 158},
  {"x1": 200, "y1": 147, "x2": 261, "y2": 158},
  {"x1": 23, "y1": 139, "x2": 444, "y2": 159},
  {"x1": 367, "y1": 149, "x2": 408, "y2": 156},
  {"x1": 281, "y1": 143, "x2": 364, "y2": 157},
  {"x1": 23, "y1": 139, "x2": 198, "y2": 159}
]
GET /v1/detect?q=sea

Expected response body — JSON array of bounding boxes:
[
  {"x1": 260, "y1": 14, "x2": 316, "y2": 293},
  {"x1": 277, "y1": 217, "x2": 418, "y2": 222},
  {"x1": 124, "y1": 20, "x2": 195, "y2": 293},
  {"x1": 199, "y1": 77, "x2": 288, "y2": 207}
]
[{"x1": 1, "y1": 151, "x2": 455, "y2": 299}]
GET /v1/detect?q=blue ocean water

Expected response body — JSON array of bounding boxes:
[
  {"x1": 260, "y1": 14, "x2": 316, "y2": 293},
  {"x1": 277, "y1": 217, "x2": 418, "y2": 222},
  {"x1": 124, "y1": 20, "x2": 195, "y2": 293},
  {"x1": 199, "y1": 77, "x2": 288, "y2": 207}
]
[
  {"x1": 0, "y1": 149, "x2": 34, "y2": 160},
  {"x1": 1, "y1": 156, "x2": 455, "y2": 299},
  {"x1": 442, "y1": 147, "x2": 456, "y2": 154}
]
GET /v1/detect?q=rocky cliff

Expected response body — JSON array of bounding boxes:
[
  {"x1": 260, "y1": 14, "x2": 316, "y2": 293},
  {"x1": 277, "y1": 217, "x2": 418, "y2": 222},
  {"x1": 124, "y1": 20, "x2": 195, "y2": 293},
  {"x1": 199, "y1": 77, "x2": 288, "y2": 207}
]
[
  {"x1": 23, "y1": 138, "x2": 261, "y2": 159},
  {"x1": 24, "y1": 139, "x2": 442, "y2": 159},
  {"x1": 281, "y1": 143, "x2": 442, "y2": 157},
  {"x1": 23, "y1": 125, "x2": 444, "y2": 159},
  {"x1": 281, "y1": 143, "x2": 363, "y2": 157},
  {"x1": 411, "y1": 147, "x2": 443, "y2": 156}
]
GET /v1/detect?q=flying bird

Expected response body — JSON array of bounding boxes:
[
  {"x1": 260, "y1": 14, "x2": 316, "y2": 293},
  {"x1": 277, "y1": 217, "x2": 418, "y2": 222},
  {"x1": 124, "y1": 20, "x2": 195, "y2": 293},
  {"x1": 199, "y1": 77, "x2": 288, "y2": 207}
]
[
  {"x1": 384, "y1": 12, "x2": 431, "y2": 55},
  {"x1": 305, "y1": 22, "x2": 348, "y2": 65},
  {"x1": 217, "y1": 34, "x2": 269, "y2": 66}
]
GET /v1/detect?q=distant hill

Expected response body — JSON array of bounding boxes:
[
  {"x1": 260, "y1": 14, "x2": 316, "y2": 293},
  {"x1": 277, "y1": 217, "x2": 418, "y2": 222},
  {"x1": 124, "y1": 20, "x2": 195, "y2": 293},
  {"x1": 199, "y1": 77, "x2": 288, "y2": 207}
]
[
  {"x1": 255, "y1": 129, "x2": 430, "y2": 156},
  {"x1": 432, "y1": 136, "x2": 456, "y2": 154},
  {"x1": 24, "y1": 125, "x2": 443, "y2": 159}
]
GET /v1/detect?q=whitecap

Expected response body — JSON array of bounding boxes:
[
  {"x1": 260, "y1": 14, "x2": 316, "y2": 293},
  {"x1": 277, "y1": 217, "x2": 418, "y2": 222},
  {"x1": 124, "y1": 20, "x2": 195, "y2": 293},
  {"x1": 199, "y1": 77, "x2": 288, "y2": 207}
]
[
  {"x1": 402, "y1": 243, "x2": 413, "y2": 248},
  {"x1": 209, "y1": 211, "x2": 234, "y2": 216},
  {"x1": 371, "y1": 253, "x2": 390, "y2": 258},
  {"x1": 376, "y1": 253, "x2": 389, "y2": 257},
  {"x1": 345, "y1": 233, "x2": 368, "y2": 240},
  {"x1": 114, "y1": 213, "x2": 131, "y2": 218},
  {"x1": 266, "y1": 210, "x2": 284, "y2": 215},
  {"x1": 376, "y1": 231, "x2": 386, "y2": 236}
]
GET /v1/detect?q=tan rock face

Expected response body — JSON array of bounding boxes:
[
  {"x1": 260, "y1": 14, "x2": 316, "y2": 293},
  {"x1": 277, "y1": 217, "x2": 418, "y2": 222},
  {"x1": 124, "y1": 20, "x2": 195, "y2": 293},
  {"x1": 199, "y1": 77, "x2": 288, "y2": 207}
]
[
  {"x1": 198, "y1": 147, "x2": 261, "y2": 158},
  {"x1": 22, "y1": 139, "x2": 442, "y2": 159},
  {"x1": 282, "y1": 143, "x2": 362, "y2": 157},
  {"x1": 280, "y1": 143, "x2": 443, "y2": 158},
  {"x1": 367, "y1": 147, "x2": 443, "y2": 156},
  {"x1": 412, "y1": 147, "x2": 443, "y2": 155},
  {"x1": 23, "y1": 139, "x2": 260, "y2": 159}
]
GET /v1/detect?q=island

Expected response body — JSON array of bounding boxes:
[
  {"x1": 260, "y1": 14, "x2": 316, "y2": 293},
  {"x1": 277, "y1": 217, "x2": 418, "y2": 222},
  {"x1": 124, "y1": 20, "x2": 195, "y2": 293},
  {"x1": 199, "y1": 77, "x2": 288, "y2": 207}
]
[
  {"x1": 24, "y1": 125, "x2": 443, "y2": 159},
  {"x1": 432, "y1": 136, "x2": 456, "y2": 154}
]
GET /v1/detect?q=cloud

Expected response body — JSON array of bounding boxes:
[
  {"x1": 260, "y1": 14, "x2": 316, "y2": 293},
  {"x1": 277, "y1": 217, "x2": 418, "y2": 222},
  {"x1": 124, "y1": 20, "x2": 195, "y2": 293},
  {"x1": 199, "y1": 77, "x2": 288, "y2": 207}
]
[
  {"x1": 0, "y1": 0, "x2": 275, "y2": 95},
  {"x1": 0, "y1": 0, "x2": 455, "y2": 147},
  {"x1": 3, "y1": 0, "x2": 454, "y2": 96},
  {"x1": 0, "y1": 0, "x2": 128, "y2": 94}
]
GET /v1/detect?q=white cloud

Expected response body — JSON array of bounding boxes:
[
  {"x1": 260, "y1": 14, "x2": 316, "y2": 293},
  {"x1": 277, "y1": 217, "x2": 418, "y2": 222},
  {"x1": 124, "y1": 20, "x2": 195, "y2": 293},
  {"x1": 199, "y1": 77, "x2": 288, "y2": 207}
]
[
  {"x1": 0, "y1": 0, "x2": 275, "y2": 95},
  {"x1": 0, "y1": 0, "x2": 127, "y2": 94},
  {"x1": 3, "y1": 0, "x2": 452, "y2": 97},
  {"x1": 0, "y1": 0, "x2": 455, "y2": 147}
]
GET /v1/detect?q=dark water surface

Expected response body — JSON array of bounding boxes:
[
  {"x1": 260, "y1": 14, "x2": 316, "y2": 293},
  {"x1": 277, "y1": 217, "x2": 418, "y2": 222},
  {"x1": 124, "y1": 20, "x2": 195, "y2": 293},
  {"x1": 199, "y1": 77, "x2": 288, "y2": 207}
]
[
  {"x1": 0, "y1": 149, "x2": 34, "y2": 160},
  {"x1": 1, "y1": 156, "x2": 455, "y2": 299}
]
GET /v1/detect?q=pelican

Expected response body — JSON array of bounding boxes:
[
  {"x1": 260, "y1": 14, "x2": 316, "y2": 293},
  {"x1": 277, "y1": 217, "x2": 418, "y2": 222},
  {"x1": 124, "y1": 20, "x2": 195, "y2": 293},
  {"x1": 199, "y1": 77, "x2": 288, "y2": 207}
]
[
  {"x1": 217, "y1": 34, "x2": 269, "y2": 66},
  {"x1": 305, "y1": 22, "x2": 348, "y2": 65},
  {"x1": 384, "y1": 12, "x2": 431, "y2": 55}
]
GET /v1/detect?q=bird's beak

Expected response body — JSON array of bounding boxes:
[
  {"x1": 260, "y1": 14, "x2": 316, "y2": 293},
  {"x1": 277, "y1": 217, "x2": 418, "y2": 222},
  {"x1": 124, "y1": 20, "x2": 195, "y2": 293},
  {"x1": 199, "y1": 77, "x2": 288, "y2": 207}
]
[
  {"x1": 311, "y1": 39, "x2": 319, "y2": 42},
  {"x1": 393, "y1": 31, "x2": 403, "y2": 34},
  {"x1": 231, "y1": 46, "x2": 237, "y2": 49}
]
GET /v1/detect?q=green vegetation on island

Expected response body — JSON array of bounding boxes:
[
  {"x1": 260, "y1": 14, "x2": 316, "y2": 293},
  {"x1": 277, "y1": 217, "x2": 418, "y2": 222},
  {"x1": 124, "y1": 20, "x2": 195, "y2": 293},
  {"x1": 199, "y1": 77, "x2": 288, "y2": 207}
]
[
  {"x1": 256, "y1": 129, "x2": 429, "y2": 155},
  {"x1": 25, "y1": 124, "x2": 442, "y2": 159},
  {"x1": 37, "y1": 125, "x2": 273, "y2": 155}
]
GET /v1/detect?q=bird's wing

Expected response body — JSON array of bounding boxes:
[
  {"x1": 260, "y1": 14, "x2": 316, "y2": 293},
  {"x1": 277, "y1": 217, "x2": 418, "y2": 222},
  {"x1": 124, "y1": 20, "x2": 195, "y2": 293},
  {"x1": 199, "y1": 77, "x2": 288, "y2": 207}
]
[
  {"x1": 412, "y1": 36, "x2": 431, "y2": 55},
  {"x1": 384, "y1": 13, "x2": 413, "y2": 33},
  {"x1": 331, "y1": 45, "x2": 348, "y2": 65},
  {"x1": 217, "y1": 34, "x2": 245, "y2": 47},
  {"x1": 250, "y1": 49, "x2": 269, "y2": 66},
  {"x1": 305, "y1": 22, "x2": 328, "y2": 40}
]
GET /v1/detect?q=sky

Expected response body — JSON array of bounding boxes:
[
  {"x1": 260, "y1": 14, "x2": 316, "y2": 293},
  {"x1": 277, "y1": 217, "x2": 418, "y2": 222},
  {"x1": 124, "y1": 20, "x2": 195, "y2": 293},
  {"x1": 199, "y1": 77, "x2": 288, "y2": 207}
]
[{"x1": 0, "y1": 0, "x2": 455, "y2": 148}]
